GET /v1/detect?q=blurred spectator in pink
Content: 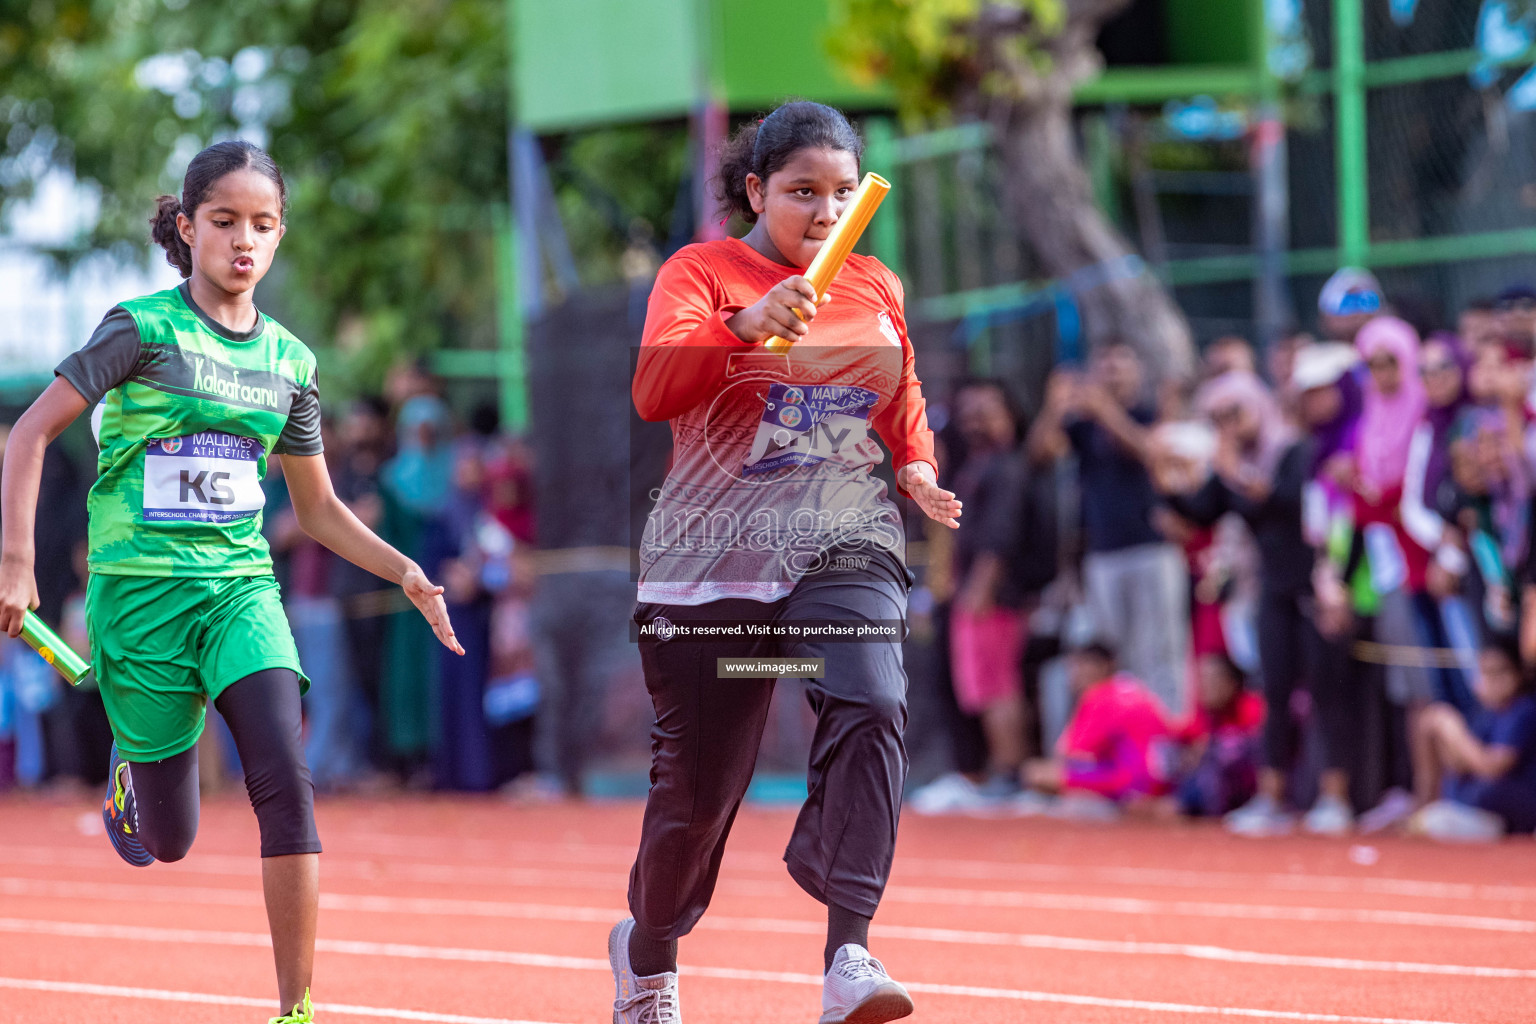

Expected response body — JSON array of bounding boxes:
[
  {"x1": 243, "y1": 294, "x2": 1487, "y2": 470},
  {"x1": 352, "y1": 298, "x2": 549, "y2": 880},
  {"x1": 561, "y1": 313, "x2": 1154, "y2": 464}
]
[{"x1": 1025, "y1": 640, "x2": 1175, "y2": 804}]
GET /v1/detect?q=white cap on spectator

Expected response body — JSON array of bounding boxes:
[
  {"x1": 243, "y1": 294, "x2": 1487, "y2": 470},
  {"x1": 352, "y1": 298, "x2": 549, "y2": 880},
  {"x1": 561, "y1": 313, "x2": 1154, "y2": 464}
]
[
  {"x1": 1318, "y1": 267, "x2": 1383, "y2": 317},
  {"x1": 1290, "y1": 342, "x2": 1359, "y2": 391}
]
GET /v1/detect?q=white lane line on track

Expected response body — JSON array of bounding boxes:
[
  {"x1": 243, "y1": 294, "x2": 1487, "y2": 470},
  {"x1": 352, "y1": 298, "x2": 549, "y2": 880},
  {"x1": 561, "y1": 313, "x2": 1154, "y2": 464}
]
[
  {"x1": 0, "y1": 925, "x2": 1469, "y2": 1024},
  {"x1": 5, "y1": 855, "x2": 1536, "y2": 935},
  {"x1": 285, "y1": 830, "x2": 1536, "y2": 904},
  {"x1": 0, "y1": 977, "x2": 564, "y2": 1024},
  {"x1": 13, "y1": 834, "x2": 1536, "y2": 905},
  {"x1": 0, "y1": 844, "x2": 620, "y2": 888},
  {"x1": 4, "y1": 877, "x2": 1534, "y2": 978},
  {"x1": 878, "y1": 883, "x2": 1536, "y2": 934},
  {"x1": 892, "y1": 860, "x2": 1536, "y2": 905}
]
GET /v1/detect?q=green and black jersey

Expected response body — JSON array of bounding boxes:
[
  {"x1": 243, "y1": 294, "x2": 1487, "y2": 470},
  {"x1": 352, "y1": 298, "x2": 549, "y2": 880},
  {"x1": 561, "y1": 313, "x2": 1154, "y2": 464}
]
[{"x1": 56, "y1": 282, "x2": 322, "y2": 578}]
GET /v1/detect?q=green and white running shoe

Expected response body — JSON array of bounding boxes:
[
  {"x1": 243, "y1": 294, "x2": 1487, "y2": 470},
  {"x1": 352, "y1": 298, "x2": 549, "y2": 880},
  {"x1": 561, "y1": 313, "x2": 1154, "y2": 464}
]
[{"x1": 269, "y1": 989, "x2": 315, "y2": 1024}]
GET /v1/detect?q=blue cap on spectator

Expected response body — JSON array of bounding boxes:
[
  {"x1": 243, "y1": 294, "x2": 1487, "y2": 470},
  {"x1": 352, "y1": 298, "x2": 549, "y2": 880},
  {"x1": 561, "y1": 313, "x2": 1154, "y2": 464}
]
[{"x1": 1318, "y1": 267, "x2": 1383, "y2": 317}]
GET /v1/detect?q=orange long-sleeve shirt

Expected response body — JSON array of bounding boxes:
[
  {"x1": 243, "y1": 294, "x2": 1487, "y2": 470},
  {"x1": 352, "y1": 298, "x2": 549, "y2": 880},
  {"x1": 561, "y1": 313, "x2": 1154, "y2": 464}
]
[{"x1": 634, "y1": 237, "x2": 937, "y2": 605}]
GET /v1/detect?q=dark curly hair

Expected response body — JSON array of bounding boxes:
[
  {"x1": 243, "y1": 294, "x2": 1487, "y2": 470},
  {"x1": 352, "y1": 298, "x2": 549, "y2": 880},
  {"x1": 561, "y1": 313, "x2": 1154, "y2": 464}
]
[
  {"x1": 150, "y1": 140, "x2": 287, "y2": 278},
  {"x1": 713, "y1": 100, "x2": 863, "y2": 225}
]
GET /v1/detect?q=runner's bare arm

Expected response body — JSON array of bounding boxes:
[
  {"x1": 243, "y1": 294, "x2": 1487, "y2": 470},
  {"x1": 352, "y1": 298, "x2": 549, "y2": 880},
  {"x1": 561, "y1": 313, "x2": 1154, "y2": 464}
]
[
  {"x1": 0, "y1": 378, "x2": 89, "y2": 637},
  {"x1": 280, "y1": 451, "x2": 465, "y2": 655}
]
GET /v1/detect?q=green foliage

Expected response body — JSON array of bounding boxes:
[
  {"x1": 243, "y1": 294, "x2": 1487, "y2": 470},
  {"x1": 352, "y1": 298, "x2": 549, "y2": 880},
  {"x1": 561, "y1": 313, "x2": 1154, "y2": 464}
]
[
  {"x1": 0, "y1": 0, "x2": 509, "y2": 389},
  {"x1": 279, "y1": 0, "x2": 510, "y2": 382},
  {"x1": 827, "y1": 0, "x2": 1064, "y2": 122},
  {"x1": 550, "y1": 124, "x2": 689, "y2": 287}
]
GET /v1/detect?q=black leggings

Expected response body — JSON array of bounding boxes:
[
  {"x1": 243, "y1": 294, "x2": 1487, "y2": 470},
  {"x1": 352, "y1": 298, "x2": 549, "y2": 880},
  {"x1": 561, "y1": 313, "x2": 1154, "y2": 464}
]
[
  {"x1": 1255, "y1": 590, "x2": 1357, "y2": 774},
  {"x1": 129, "y1": 668, "x2": 321, "y2": 861}
]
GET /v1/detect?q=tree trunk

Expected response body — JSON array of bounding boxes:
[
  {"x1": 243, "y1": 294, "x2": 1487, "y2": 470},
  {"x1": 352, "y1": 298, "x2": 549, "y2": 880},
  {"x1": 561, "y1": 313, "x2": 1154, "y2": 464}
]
[
  {"x1": 979, "y1": 0, "x2": 1195, "y2": 377},
  {"x1": 994, "y1": 102, "x2": 1194, "y2": 376}
]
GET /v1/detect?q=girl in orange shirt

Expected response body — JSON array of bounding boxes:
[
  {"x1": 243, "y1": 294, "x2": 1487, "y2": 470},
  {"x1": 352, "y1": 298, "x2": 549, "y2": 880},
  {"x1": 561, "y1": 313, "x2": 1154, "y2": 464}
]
[{"x1": 610, "y1": 101, "x2": 960, "y2": 1024}]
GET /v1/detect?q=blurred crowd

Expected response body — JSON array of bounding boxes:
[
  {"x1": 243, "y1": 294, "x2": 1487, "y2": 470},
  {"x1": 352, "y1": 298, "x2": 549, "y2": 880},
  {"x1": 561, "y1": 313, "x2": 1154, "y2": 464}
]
[
  {"x1": 7, "y1": 277, "x2": 1536, "y2": 845},
  {"x1": 0, "y1": 360, "x2": 545, "y2": 798},
  {"x1": 912, "y1": 272, "x2": 1536, "y2": 841}
]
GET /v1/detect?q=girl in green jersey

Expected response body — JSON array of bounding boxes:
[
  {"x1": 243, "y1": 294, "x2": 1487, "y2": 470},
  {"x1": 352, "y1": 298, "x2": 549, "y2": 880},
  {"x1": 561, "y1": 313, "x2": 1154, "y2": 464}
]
[{"x1": 0, "y1": 140, "x2": 464, "y2": 1024}]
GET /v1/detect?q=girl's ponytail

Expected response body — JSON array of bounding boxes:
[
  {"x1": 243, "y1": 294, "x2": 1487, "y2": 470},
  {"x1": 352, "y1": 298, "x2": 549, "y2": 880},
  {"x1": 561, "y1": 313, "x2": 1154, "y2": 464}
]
[{"x1": 150, "y1": 194, "x2": 192, "y2": 278}]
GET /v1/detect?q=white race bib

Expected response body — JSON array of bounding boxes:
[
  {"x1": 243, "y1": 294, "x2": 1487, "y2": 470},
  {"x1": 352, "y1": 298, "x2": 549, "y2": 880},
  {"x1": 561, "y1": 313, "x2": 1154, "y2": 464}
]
[
  {"x1": 743, "y1": 383, "x2": 878, "y2": 475},
  {"x1": 143, "y1": 431, "x2": 266, "y2": 522}
]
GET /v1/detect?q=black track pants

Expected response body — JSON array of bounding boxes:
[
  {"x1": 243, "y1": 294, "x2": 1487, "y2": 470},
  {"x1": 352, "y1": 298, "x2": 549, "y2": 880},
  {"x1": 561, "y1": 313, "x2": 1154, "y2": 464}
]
[{"x1": 628, "y1": 563, "x2": 909, "y2": 941}]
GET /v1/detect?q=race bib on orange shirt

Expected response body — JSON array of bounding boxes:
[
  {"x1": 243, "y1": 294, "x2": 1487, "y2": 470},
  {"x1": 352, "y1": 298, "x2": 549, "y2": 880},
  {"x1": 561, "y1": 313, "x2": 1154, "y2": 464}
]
[{"x1": 742, "y1": 383, "x2": 879, "y2": 475}]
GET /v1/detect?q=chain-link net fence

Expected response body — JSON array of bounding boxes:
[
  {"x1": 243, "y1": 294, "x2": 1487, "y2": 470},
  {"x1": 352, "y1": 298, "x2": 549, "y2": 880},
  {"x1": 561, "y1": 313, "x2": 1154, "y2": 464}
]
[{"x1": 891, "y1": 0, "x2": 1536, "y2": 386}]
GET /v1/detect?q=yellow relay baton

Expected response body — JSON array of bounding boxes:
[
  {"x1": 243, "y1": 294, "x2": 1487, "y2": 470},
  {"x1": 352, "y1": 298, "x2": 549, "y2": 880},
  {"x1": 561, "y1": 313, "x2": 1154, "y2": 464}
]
[
  {"x1": 20, "y1": 608, "x2": 91, "y2": 685},
  {"x1": 763, "y1": 172, "x2": 891, "y2": 356}
]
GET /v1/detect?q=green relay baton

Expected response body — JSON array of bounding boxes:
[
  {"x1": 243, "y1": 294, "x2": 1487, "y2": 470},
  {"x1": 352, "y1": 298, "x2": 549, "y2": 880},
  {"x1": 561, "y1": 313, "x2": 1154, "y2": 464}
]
[{"x1": 20, "y1": 608, "x2": 91, "y2": 685}]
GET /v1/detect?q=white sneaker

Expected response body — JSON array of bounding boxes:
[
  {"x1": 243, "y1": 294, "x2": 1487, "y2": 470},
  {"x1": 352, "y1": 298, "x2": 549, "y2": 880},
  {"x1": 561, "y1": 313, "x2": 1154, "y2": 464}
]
[
  {"x1": 819, "y1": 944, "x2": 914, "y2": 1024},
  {"x1": 1224, "y1": 793, "x2": 1295, "y2": 837},
  {"x1": 907, "y1": 772, "x2": 981, "y2": 815},
  {"x1": 1407, "y1": 800, "x2": 1504, "y2": 842},
  {"x1": 1302, "y1": 794, "x2": 1355, "y2": 837},
  {"x1": 608, "y1": 917, "x2": 681, "y2": 1024}
]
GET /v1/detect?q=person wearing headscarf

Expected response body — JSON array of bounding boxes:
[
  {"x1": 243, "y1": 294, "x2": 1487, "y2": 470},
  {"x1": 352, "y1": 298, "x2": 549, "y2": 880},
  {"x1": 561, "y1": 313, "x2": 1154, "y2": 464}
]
[
  {"x1": 1341, "y1": 318, "x2": 1431, "y2": 614},
  {"x1": 484, "y1": 441, "x2": 537, "y2": 546},
  {"x1": 379, "y1": 394, "x2": 457, "y2": 780},
  {"x1": 1350, "y1": 318, "x2": 1460, "y2": 833},
  {"x1": 1399, "y1": 332, "x2": 1483, "y2": 698},
  {"x1": 1401, "y1": 331, "x2": 1475, "y2": 597},
  {"x1": 1355, "y1": 316, "x2": 1428, "y2": 504},
  {"x1": 1403, "y1": 332, "x2": 1474, "y2": 555},
  {"x1": 1151, "y1": 371, "x2": 1343, "y2": 838},
  {"x1": 383, "y1": 395, "x2": 456, "y2": 516},
  {"x1": 1341, "y1": 331, "x2": 1485, "y2": 832}
]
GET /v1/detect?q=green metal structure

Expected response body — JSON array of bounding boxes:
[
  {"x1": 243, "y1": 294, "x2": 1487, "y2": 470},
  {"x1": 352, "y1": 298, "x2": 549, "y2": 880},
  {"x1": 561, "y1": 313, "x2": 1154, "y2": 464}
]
[
  {"x1": 885, "y1": 0, "x2": 1536, "y2": 344},
  {"x1": 475, "y1": 0, "x2": 1536, "y2": 417},
  {"x1": 510, "y1": 0, "x2": 883, "y2": 131},
  {"x1": 1333, "y1": 0, "x2": 1368, "y2": 268}
]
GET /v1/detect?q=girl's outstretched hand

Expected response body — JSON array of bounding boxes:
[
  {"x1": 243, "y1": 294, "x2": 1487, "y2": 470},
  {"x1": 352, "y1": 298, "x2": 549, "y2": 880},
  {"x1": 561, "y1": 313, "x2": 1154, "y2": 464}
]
[
  {"x1": 402, "y1": 568, "x2": 465, "y2": 655},
  {"x1": 898, "y1": 461, "x2": 962, "y2": 529}
]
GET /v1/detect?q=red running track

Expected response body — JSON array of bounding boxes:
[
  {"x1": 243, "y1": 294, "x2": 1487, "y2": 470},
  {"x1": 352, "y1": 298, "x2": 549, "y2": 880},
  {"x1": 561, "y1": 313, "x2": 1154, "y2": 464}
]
[{"x1": 0, "y1": 794, "x2": 1533, "y2": 1023}]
